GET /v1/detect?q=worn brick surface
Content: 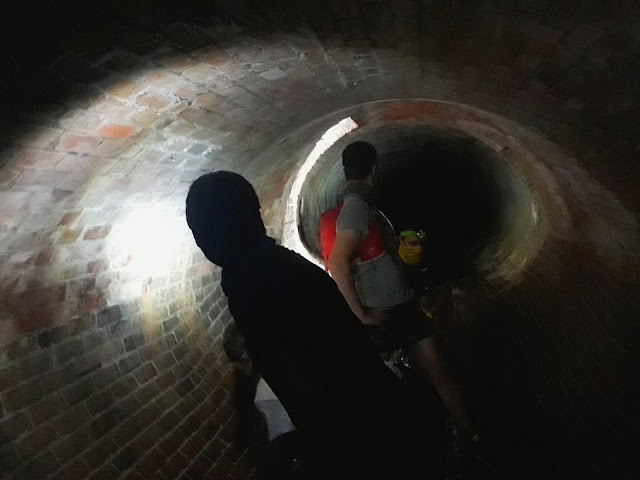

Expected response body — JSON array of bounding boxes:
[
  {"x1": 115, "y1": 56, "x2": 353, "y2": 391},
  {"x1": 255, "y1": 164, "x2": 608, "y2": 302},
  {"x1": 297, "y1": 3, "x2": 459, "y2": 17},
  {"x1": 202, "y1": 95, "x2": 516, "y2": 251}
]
[{"x1": 0, "y1": 2, "x2": 639, "y2": 479}]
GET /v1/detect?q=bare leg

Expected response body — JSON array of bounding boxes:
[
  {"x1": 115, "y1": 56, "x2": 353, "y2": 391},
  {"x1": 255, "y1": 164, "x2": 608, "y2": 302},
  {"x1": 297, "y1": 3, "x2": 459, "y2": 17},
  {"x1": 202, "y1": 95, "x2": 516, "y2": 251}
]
[{"x1": 408, "y1": 336, "x2": 470, "y2": 431}]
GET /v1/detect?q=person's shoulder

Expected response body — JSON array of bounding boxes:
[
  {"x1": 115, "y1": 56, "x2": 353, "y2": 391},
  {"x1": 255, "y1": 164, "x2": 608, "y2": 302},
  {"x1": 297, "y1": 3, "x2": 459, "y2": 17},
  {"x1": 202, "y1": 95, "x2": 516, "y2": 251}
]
[
  {"x1": 343, "y1": 193, "x2": 367, "y2": 206},
  {"x1": 341, "y1": 194, "x2": 369, "y2": 214}
]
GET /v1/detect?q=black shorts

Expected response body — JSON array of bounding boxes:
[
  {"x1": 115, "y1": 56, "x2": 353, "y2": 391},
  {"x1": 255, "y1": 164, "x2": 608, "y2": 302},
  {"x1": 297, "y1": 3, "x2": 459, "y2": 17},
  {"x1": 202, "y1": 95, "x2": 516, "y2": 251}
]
[{"x1": 366, "y1": 300, "x2": 434, "y2": 352}]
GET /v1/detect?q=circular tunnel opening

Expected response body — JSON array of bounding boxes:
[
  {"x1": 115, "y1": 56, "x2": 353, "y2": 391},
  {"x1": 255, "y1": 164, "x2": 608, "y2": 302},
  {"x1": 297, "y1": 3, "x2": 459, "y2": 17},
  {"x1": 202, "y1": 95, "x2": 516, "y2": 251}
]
[{"x1": 293, "y1": 116, "x2": 546, "y2": 286}]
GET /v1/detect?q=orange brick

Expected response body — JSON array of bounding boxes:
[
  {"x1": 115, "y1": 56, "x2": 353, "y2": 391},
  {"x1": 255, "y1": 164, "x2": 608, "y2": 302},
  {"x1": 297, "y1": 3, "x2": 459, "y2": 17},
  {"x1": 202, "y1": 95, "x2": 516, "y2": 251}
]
[
  {"x1": 57, "y1": 134, "x2": 101, "y2": 154},
  {"x1": 83, "y1": 226, "x2": 111, "y2": 240},
  {"x1": 136, "y1": 93, "x2": 173, "y2": 110},
  {"x1": 35, "y1": 248, "x2": 56, "y2": 266},
  {"x1": 58, "y1": 211, "x2": 81, "y2": 226},
  {"x1": 107, "y1": 81, "x2": 143, "y2": 99},
  {"x1": 98, "y1": 124, "x2": 134, "y2": 139},
  {"x1": 17, "y1": 149, "x2": 66, "y2": 169},
  {"x1": 175, "y1": 86, "x2": 202, "y2": 102},
  {"x1": 158, "y1": 53, "x2": 197, "y2": 72}
]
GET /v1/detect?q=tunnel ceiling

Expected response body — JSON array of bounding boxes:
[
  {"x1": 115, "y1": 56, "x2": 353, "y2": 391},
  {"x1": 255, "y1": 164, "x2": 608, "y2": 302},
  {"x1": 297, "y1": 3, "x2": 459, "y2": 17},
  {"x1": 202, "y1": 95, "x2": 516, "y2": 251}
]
[{"x1": 0, "y1": 1, "x2": 639, "y2": 479}]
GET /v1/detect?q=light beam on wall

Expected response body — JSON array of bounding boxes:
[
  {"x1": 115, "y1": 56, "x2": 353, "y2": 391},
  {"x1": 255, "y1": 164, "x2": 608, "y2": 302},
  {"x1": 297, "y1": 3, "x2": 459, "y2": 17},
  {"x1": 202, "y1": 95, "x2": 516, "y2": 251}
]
[{"x1": 106, "y1": 202, "x2": 190, "y2": 300}]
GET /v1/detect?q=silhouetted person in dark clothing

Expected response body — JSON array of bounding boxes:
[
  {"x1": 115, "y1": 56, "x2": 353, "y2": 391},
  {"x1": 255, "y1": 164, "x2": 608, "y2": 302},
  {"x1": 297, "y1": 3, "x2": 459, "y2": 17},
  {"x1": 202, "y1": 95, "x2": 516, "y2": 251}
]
[{"x1": 185, "y1": 171, "x2": 435, "y2": 479}]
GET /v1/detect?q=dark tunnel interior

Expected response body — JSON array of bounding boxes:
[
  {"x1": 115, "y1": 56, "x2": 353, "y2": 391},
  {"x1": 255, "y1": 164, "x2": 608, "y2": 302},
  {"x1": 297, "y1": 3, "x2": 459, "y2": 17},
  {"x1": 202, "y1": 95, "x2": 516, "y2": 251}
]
[{"x1": 376, "y1": 140, "x2": 504, "y2": 284}]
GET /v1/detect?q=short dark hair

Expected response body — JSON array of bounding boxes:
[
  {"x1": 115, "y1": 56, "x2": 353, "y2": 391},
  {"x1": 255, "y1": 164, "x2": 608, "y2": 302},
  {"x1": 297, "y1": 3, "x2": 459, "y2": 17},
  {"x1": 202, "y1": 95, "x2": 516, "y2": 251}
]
[{"x1": 342, "y1": 141, "x2": 377, "y2": 181}]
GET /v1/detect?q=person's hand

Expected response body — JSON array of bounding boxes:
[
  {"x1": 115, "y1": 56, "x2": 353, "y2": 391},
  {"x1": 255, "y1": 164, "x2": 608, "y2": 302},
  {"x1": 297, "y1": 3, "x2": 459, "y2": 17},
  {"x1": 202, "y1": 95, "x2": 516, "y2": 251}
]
[{"x1": 359, "y1": 308, "x2": 389, "y2": 327}]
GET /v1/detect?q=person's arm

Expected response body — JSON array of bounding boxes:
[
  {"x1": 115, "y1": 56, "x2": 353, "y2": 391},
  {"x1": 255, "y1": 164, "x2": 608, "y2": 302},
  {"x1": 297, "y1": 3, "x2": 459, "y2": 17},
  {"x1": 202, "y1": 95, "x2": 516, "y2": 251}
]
[{"x1": 328, "y1": 229, "x2": 387, "y2": 326}]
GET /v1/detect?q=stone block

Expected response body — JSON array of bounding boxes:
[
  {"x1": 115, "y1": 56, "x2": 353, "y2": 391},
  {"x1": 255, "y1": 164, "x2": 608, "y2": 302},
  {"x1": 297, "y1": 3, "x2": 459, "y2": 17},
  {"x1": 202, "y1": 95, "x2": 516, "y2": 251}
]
[
  {"x1": 51, "y1": 404, "x2": 91, "y2": 436},
  {"x1": 112, "y1": 396, "x2": 140, "y2": 422},
  {"x1": 133, "y1": 403, "x2": 162, "y2": 429},
  {"x1": 40, "y1": 367, "x2": 77, "y2": 395},
  {"x1": 27, "y1": 392, "x2": 66, "y2": 426},
  {"x1": 3, "y1": 379, "x2": 43, "y2": 412},
  {"x1": 162, "y1": 316, "x2": 179, "y2": 334},
  {"x1": 64, "y1": 377, "x2": 95, "y2": 406},
  {"x1": 174, "y1": 378, "x2": 195, "y2": 397},
  {"x1": 99, "y1": 340, "x2": 125, "y2": 364},
  {"x1": 0, "y1": 367, "x2": 18, "y2": 393},
  {"x1": 97, "y1": 305, "x2": 123, "y2": 328},
  {"x1": 156, "y1": 409, "x2": 181, "y2": 433},
  {"x1": 55, "y1": 338, "x2": 85, "y2": 364},
  {"x1": 87, "y1": 410, "x2": 118, "y2": 440},
  {"x1": 50, "y1": 428, "x2": 91, "y2": 465},
  {"x1": 185, "y1": 453, "x2": 210, "y2": 479},
  {"x1": 110, "y1": 375, "x2": 138, "y2": 399},
  {"x1": 133, "y1": 363, "x2": 159, "y2": 386},
  {"x1": 134, "y1": 381, "x2": 161, "y2": 407},
  {"x1": 91, "y1": 364, "x2": 120, "y2": 391},
  {"x1": 260, "y1": 67, "x2": 288, "y2": 80},
  {"x1": 50, "y1": 457, "x2": 91, "y2": 480},
  {"x1": 16, "y1": 422, "x2": 58, "y2": 459},
  {"x1": 162, "y1": 450, "x2": 190, "y2": 478},
  {"x1": 119, "y1": 352, "x2": 142, "y2": 375},
  {"x1": 172, "y1": 343, "x2": 189, "y2": 362},
  {"x1": 155, "y1": 370, "x2": 179, "y2": 393},
  {"x1": 88, "y1": 462, "x2": 119, "y2": 480},
  {"x1": 111, "y1": 417, "x2": 142, "y2": 447},
  {"x1": 85, "y1": 390, "x2": 116, "y2": 416},
  {"x1": 56, "y1": 134, "x2": 101, "y2": 154},
  {"x1": 11, "y1": 450, "x2": 60, "y2": 480},
  {"x1": 182, "y1": 64, "x2": 219, "y2": 84},
  {"x1": 70, "y1": 351, "x2": 102, "y2": 378},
  {"x1": 0, "y1": 444, "x2": 23, "y2": 475},
  {"x1": 83, "y1": 226, "x2": 111, "y2": 241},
  {"x1": 0, "y1": 411, "x2": 32, "y2": 445},
  {"x1": 83, "y1": 436, "x2": 118, "y2": 468},
  {"x1": 124, "y1": 332, "x2": 145, "y2": 352},
  {"x1": 134, "y1": 447, "x2": 166, "y2": 477},
  {"x1": 0, "y1": 191, "x2": 31, "y2": 213}
]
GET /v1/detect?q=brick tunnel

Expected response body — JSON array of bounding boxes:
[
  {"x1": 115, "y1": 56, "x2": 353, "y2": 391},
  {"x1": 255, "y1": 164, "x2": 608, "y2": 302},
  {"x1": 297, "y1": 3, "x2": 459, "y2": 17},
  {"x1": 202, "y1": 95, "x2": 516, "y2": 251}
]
[{"x1": 1, "y1": 1, "x2": 639, "y2": 479}]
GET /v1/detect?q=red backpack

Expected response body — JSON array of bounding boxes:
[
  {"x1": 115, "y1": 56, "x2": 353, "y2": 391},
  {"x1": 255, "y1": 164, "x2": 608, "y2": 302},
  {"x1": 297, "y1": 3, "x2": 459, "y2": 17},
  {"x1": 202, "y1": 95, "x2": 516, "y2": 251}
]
[{"x1": 320, "y1": 203, "x2": 385, "y2": 271}]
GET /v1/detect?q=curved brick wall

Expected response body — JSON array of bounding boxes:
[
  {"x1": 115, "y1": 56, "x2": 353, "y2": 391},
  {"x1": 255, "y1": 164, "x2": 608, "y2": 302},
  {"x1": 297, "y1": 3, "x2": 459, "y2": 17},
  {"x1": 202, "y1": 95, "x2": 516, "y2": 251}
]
[{"x1": 1, "y1": 1, "x2": 639, "y2": 479}]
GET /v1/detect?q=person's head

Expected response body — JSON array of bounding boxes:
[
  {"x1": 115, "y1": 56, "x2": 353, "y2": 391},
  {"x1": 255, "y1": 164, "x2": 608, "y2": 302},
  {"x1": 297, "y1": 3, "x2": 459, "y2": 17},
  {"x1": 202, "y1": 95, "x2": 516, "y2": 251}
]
[
  {"x1": 185, "y1": 171, "x2": 265, "y2": 268},
  {"x1": 398, "y1": 229, "x2": 425, "y2": 266},
  {"x1": 342, "y1": 141, "x2": 377, "y2": 181}
]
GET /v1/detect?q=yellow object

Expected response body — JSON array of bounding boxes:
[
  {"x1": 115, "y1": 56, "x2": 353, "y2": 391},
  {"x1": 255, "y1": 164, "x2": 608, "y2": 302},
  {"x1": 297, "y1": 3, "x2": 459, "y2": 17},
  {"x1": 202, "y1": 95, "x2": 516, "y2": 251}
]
[{"x1": 398, "y1": 244, "x2": 422, "y2": 265}]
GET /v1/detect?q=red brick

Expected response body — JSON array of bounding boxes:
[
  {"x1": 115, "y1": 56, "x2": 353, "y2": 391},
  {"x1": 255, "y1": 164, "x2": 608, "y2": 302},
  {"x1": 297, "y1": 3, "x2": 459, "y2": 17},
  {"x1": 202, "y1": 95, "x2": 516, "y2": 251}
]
[
  {"x1": 106, "y1": 81, "x2": 142, "y2": 99},
  {"x1": 17, "y1": 149, "x2": 66, "y2": 169},
  {"x1": 13, "y1": 169, "x2": 67, "y2": 188},
  {"x1": 57, "y1": 134, "x2": 101, "y2": 154},
  {"x1": 87, "y1": 259, "x2": 108, "y2": 274},
  {"x1": 158, "y1": 53, "x2": 197, "y2": 72},
  {"x1": 175, "y1": 86, "x2": 201, "y2": 102},
  {"x1": 136, "y1": 93, "x2": 172, "y2": 110},
  {"x1": 58, "y1": 211, "x2": 81, "y2": 226},
  {"x1": 91, "y1": 138, "x2": 133, "y2": 158},
  {"x1": 98, "y1": 124, "x2": 134, "y2": 139},
  {"x1": 83, "y1": 226, "x2": 111, "y2": 240}
]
